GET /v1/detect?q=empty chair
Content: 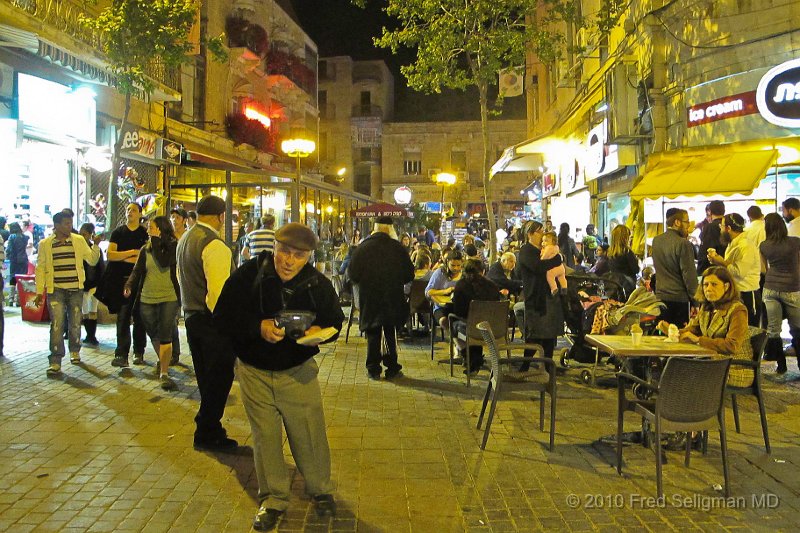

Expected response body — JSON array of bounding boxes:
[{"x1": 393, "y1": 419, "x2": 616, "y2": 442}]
[
  {"x1": 616, "y1": 357, "x2": 732, "y2": 498},
  {"x1": 407, "y1": 279, "x2": 432, "y2": 335},
  {"x1": 476, "y1": 321, "x2": 557, "y2": 451},
  {"x1": 728, "y1": 328, "x2": 770, "y2": 453}
]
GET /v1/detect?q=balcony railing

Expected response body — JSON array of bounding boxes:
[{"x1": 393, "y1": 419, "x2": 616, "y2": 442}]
[
  {"x1": 11, "y1": 0, "x2": 181, "y2": 94},
  {"x1": 351, "y1": 104, "x2": 383, "y2": 118},
  {"x1": 352, "y1": 64, "x2": 384, "y2": 83},
  {"x1": 266, "y1": 49, "x2": 317, "y2": 95}
]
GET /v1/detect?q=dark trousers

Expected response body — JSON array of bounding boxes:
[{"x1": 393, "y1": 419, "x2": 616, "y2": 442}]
[
  {"x1": 661, "y1": 300, "x2": 691, "y2": 328},
  {"x1": 185, "y1": 312, "x2": 236, "y2": 441},
  {"x1": 365, "y1": 326, "x2": 401, "y2": 374},
  {"x1": 520, "y1": 337, "x2": 556, "y2": 371},
  {"x1": 115, "y1": 300, "x2": 146, "y2": 358},
  {"x1": 0, "y1": 276, "x2": 4, "y2": 356},
  {"x1": 740, "y1": 290, "x2": 762, "y2": 328}
]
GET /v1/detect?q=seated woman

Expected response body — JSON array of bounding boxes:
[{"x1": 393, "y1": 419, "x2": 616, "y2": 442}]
[
  {"x1": 452, "y1": 259, "x2": 504, "y2": 375},
  {"x1": 657, "y1": 266, "x2": 753, "y2": 388}
]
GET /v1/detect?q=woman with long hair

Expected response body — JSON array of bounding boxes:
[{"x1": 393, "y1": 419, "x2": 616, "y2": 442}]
[
  {"x1": 658, "y1": 266, "x2": 753, "y2": 387},
  {"x1": 425, "y1": 249, "x2": 464, "y2": 332},
  {"x1": 124, "y1": 215, "x2": 180, "y2": 390},
  {"x1": 451, "y1": 259, "x2": 503, "y2": 374},
  {"x1": 5, "y1": 222, "x2": 30, "y2": 306},
  {"x1": 760, "y1": 212, "x2": 800, "y2": 374},
  {"x1": 557, "y1": 223, "x2": 580, "y2": 268},
  {"x1": 606, "y1": 224, "x2": 639, "y2": 297}
]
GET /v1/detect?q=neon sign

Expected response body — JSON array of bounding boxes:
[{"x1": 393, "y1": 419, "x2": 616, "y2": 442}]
[{"x1": 757, "y1": 57, "x2": 800, "y2": 128}]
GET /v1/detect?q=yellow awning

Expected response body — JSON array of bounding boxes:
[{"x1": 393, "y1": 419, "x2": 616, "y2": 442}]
[{"x1": 631, "y1": 147, "x2": 778, "y2": 200}]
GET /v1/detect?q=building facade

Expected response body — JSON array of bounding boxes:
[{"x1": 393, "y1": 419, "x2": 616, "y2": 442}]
[
  {"x1": 382, "y1": 119, "x2": 529, "y2": 221},
  {"x1": 494, "y1": 0, "x2": 800, "y2": 246},
  {"x1": 318, "y1": 56, "x2": 394, "y2": 197}
]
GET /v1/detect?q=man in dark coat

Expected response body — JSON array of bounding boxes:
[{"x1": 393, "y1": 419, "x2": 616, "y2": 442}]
[{"x1": 349, "y1": 216, "x2": 414, "y2": 379}]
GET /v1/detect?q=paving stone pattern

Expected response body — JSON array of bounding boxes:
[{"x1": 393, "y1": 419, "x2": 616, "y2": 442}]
[{"x1": 1, "y1": 308, "x2": 800, "y2": 532}]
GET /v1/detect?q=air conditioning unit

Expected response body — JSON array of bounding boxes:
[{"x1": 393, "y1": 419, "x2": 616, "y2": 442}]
[
  {"x1": 605, "y1": 61, "x2": 639, "y2": 143},
  {"x1": 428, "y1": 167, "x2": 442, "y2": 180}
]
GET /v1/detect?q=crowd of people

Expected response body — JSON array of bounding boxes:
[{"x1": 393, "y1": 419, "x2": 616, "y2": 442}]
[{"x1": 3, "y1": 194, "x2": 800, "y2": 531}]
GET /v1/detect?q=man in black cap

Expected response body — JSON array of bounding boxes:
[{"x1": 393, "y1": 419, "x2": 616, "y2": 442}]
[
  {"x1": 176, "y1": 195, "x2": 238, "y2": 452},
  {"x1": 348, "y1": 216, "x2": 415, "y2": 379},
  {"x1": 214, "y1": 222, "x2": 343, "y2": 531}
]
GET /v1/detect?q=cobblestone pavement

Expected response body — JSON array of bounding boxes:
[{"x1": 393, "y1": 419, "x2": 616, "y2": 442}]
[{"x1": 2, "y1": 307, "x2": 800, "y2": 532}]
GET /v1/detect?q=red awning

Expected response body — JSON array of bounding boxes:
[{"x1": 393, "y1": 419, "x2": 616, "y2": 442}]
[{"x1": 350, "y1": 203, "x2": 413, "y2": 218}]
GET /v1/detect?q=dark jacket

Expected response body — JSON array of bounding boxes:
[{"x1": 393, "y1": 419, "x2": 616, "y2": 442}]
[
  {"x1": 516, "y1": 242, "x2": 564, "y2": 338},
  {"x1": 558, "y1": 235, "x2": 580, "y2": 268},
  {"x1": 6, "y1": 233, "x2": 29, "y2": 274},
  {"x1": 452, "y1": 276, "x2": 503, "y2": 319},
  {"x1": 607, "y1": 249, "x2": 639, "y2": 297},
  {"x1": 214, "y1": 252, "x2": 344, "y2": 371},
  {"x1": 83, "y1": 243, "x2": 105, "y2": 291},
  {"x1": 348, "y1": 231, "x2": 414, "y2": 330},
  {"x1": 487, "y1": 260, "x2": 522, "y2": 295},
  {"x1": 652, "y1": 228, "x2": 698, "y2": 303},
  {"x1": 697, "y1": 218, "x2": 726, "y2": 274},
  {"x1": 125, "y1": 237, "x2": 179, "y2": 303}
]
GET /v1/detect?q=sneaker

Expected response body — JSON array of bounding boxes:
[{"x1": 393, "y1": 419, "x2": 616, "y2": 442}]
[
  {"x1": 253, "y1": 506, "x2": 284, "y2": 531},
  {"x1": 111, "y1": 356, "x2": 129, "y2": 368},
  {"x1": 46, "y1": 363, "x2": 61, "y2": 376},
  {"x1": 69, "y1": 352, "x2": 81, "y2": 364},
  {"x1": 367, "y1": 370, "x2": 381, "y2": 380},
  {"x1": 132, "y1": 353, "x2": 145, "y2": 365},
  {"x1": 385, "y1": 369, "x2": 404, "y2": 380},
  {"x1": 160, "y1": 374, "x2": 177, "y2": 391},
  {"x1": 312, "y1": 494, "x2": 337, "y2": 518}
]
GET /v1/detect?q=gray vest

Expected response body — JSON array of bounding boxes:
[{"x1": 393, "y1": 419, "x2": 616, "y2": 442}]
[{"x1": 177, "y1": 224, "x2": 232, "y2": 315}]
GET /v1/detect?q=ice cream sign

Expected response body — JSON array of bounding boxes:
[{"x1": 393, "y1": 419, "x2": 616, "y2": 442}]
[
  {"x1": 687, "y1": 92, "x2": 758, "y2": 126},
  {"x1": 756, "y1": 57, "x2": 800, "y2": 128}
]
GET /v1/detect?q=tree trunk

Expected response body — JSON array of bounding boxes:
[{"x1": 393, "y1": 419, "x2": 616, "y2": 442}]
[
  {"x1": 477, "y1": 81, "x2": 498, "y2": 263},
  {"x1": 108, "y1": 91, "x2": 132, "y2": 235}
]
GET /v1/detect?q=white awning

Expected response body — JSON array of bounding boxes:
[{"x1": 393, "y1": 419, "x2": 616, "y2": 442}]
[{"x1": 0, "y1": 24, "x2": 38, "y2": 53}]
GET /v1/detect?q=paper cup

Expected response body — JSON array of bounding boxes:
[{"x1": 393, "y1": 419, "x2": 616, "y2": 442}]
[{"x1": 631, "y1": 332, "x2": 643, "y2": 346}]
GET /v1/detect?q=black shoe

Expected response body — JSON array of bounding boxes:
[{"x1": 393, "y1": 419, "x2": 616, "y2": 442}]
[
  {"x1": 777, "y1": 364, "x2": 788, "y2": 374},
  {"x1": 312, "y1": 494, "x2": 336, "y2": 518},
  {"x1": 253, "y1": 506, "x2": 284, "y2": 531},
  {"x1": 193, "y1": 436, "x2": 239, "y2": 453},
  {"x1": 132, "y1": 353, "x2": 145, "y2": 365},
  {"x1": 385, "y1": 369, "x2": 403, "y2": 380},
  {"x1": 367, "y1": 371, "x2": 381, "y2": 380},
  {"x1": 83, "y1": 337, "x2": 99, "y2": 346},
  {"x1": 170, "y1": 355, "x2": 180, "y2": 366},
  {"x1": 111, "y1": 356, "x2": 129, "y2": 368}
]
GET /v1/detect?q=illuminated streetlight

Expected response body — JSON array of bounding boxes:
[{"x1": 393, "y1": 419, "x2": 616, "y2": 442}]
[
  {"x1": 281, "y1": 138, "x2": 316, "y2": 221},
  {"x1": 435, "y1": 172, "x2": 456, "y2": 219}
]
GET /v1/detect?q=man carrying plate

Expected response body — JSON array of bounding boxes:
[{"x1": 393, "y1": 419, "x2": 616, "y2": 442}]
[{"x1": 214, "y1": 222, "x2": 344, "y2": 532}]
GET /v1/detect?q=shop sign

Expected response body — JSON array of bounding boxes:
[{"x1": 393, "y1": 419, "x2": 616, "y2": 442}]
[
  {"x1": 542, "y1": 170, "x2": 559, "y2": 197},
  {"x1": 757, "y1": 57, "x2": 800, "y2": 128},
  {"x1": 121, "y1": 126, "x2": 181, "y2": 164},
  {"x1": 687, "y1": 92, "x2": 758, "y2": 127},
  {"x1": 585, "y1": 120, "x2": 629, "y2": 180}
]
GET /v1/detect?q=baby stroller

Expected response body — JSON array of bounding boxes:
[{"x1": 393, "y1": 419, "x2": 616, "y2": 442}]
[
  {"x1": 561, "y1": 274, "x2": 664, "y2": 385},
  {"x1": 560, "y1": 273, "x2": 625, "y2": 372}
]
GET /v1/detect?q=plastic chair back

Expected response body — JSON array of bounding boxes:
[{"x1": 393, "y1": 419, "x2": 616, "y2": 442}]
[{"x1": 657, "y1": 357, "x2": 731, "y2": 424}]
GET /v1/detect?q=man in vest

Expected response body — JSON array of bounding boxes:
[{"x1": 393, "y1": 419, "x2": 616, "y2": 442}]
[{"x1": 177, "y1": 195, "x2": 237, "y2": 452}]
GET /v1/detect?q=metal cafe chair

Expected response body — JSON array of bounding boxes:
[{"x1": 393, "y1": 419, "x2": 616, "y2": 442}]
[
  {"x1": 727, "y1": 328, "x2": 770, "y2": 453},
  {"x1": 448, "y1": 300, "x2": 509, "y2": 386}
]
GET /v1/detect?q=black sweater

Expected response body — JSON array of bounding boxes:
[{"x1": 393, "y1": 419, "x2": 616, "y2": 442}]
[{"x1": 214, "y1": 252, "x2": 344, "y2": 371}]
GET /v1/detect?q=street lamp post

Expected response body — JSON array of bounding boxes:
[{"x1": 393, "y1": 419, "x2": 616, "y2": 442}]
[
  {"x1": 435, "y1": 171, "x2": 456, "y2": 218},
  {"x1": 281, "y1": 138, "x2": 316, "y2": 222}
]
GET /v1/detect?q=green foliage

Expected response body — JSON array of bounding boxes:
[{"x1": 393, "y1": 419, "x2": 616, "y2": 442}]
[{"x1": 81, "y1": 0, "x2": 226, "y2": 97}]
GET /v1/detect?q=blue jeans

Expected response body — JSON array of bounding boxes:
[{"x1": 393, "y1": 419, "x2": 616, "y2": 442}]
[
  {"x1": 47, "y1": 288, "x2": 83, "y2": 363},
  {"x1": 762, "y1": 288, "x2": 800, "y2": 341},
  {"x1": 139, "y1": 300, "x2": 180, "y2": 344}
]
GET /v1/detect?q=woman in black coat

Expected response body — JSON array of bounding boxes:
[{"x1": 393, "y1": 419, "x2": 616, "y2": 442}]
[
  {"x1": 517, "y1": 220, "x2": 565, "y2": 369},
  {"x1": 452, "y1": 259, "x2": 503, "y2": 374},
  {"x1": 557, "y1": 223, "x2": 580, "y2": 268},
  {"x1": 348, "y1": 219, "x2": 415, "y2": 379},
  {"x1": 606, "y1": 224, "x2": 639, "y2": 298}
]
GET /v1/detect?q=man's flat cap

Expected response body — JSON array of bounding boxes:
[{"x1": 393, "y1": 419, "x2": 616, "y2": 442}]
[
  {"x1": 376, "y1": 216, "x2": 394, "y2": 225},
  {"x1": 196, "y1": 195, "x2": 226, "y2": 215},
  {"x1": 275, "y1": 223, "x2": 318, "y2": 251}
]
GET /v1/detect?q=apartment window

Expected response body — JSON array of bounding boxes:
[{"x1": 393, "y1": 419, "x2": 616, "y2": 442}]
[
  {"x1": 355, "y1": 171, "x2": 371, "y2": 195},
  {"x1": 403, "y1": 149, "x2": 422, "y2": 175},
  {"x1": 360, "y1": 91, "x2": 371, "y2": 115},
  {"x1": 451, "y1": 149, "x2": 467, "y2": 171},
  {"x1": 599, "y1": 34, "x2": 609, "y2": 66},
  {"x1": 360, "y1": 147, "x2": 372, "y2": 161}
]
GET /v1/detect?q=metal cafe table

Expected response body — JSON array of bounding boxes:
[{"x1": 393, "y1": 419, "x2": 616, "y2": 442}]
[{"x1": 584, "y1": 334, "x2": 717, "y2": 448}]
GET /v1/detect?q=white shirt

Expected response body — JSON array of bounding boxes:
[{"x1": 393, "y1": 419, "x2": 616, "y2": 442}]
[
  {"x1": 744, "y1": 218, "x2": 765, "y2": 249},
  {"x1": 196, "y1": 221, "x2": 233, "y2": 312},
  {"x1": 723, "y1": 232, "x2": 761, "y2": 292},
  {"x1": 788, "y1": 217, "x2": 800, "y2": 238}
]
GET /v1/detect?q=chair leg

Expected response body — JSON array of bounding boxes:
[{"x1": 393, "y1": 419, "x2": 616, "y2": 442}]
[
  {"x1": 480, "y1": 392, "x2": 499, "y2": 450},
  {"x1": 685, "y1": 432, "x2": 692, "y2": 467},
  {"x1": 616, "y1": 398, "x2": 625, "y2": 474},
  {"x1": 465, "y1": 346, "x2": 471, "y2": 387},
  {"x1": 449, "y1": 335, "x2": 455, "y2": 377},
  {"x1": 477, "y1": 381, "x2": 492, "y2": 429},
  {"x1": 755, "y1": 388, "x2": 771, "y2": 454},
  {"x1": 719, "y1": 414, "x2": 731, "y2": 498},
  {"x1": 549, "y1": 389, "x2": 556, "y2": 452},
  {"x1": 345, "y1": 307, "x2": 354, "y2": 343},
  {"x1": 539, "y1": 391, "x2": 545, "y2": 431},
  {"x1": 655, "y1": 417, "x2": 663, "y2": 499},
  {"x1": 731, "y1": 394, "x2": 741, "y2": 433}
]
